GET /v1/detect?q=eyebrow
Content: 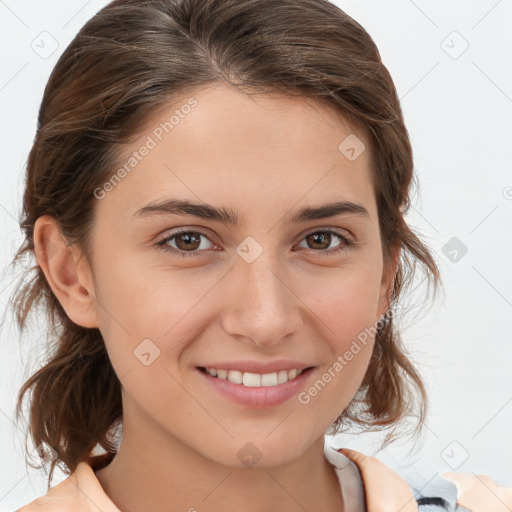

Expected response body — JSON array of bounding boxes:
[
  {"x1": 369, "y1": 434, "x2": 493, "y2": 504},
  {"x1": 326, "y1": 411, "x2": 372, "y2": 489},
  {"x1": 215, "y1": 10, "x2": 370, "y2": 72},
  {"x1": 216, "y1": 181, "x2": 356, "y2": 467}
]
[{"x1": 132, "y1": 198, "x2": 370, "y2": 224}]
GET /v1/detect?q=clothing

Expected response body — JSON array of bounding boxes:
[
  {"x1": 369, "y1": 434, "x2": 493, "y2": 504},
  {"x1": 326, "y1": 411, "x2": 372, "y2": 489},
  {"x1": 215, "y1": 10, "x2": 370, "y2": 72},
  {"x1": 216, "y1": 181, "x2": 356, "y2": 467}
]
[{"x1": 16, "y1": 439, "x2": 512, "y2": 512}]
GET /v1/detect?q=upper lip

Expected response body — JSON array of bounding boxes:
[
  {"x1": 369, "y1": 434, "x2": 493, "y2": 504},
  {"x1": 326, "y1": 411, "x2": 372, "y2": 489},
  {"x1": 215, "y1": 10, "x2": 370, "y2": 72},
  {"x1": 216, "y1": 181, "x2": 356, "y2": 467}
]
[{"x1": 197, "y1": 360, "x2": 314, "y2": 374}]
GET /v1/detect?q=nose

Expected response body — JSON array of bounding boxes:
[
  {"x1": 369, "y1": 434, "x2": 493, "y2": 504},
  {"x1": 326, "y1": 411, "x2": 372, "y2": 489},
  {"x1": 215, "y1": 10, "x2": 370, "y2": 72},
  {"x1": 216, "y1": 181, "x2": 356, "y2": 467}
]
[{"x1": 220, "y1": 254, "x2": 304, "y2": 347}]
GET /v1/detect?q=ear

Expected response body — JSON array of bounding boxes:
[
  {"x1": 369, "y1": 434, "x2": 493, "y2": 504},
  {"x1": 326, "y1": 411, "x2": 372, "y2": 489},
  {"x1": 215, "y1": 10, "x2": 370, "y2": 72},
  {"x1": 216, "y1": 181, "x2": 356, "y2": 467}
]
[
  {"x1": 377, "y1": 244, "x2": 400, "y2": 319},
  {"x1": 33, "y1": 215, "x2": 99, "y2": 328}
]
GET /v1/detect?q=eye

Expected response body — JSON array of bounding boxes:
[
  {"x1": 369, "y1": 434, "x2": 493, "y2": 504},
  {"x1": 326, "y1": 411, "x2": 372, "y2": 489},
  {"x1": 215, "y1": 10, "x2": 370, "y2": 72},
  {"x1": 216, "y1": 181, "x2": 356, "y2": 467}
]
[
  {"x1": 157, "y1": 230, "x2": 216, "y2": 258},
  {"x1": 156, "y1": 228, "x2": 355, "y2": 258},
  {"x1": 296, "y1": 229, "x2": 354, "y2": 255}
]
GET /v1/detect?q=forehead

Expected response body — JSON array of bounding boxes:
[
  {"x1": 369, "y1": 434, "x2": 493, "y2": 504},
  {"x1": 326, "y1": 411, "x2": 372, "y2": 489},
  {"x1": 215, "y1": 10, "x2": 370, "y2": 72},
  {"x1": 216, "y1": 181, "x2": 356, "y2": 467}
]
[{"x1": 97, "y1": 82, "x2": 376, "y2": 224}]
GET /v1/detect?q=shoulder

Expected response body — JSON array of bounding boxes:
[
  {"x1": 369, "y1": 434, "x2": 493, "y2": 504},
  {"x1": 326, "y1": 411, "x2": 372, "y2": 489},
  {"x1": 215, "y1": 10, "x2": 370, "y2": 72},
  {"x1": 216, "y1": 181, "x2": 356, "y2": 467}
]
[
  {"x1": 15, "y1": 457, "x2": 120, "y2": 512},
  {"x1": 15, "y1": 470, "x2": 85, "y2": 512},
  {"x1": 332, "y1": 446, "x2": 512, "y2": 511}
]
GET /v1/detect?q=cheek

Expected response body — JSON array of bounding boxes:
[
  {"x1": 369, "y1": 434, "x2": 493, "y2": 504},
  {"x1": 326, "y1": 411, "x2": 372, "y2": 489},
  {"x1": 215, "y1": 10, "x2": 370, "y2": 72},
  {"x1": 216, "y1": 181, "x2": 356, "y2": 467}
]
[
  {"x1": 91, "y1": 264, "x2": 196, "y2": 413},
  {"x1": 91, "y1": 257, "x2": 215, "y2": 380},
  {"x1": 93, "y1": 252, "x2": 200, "y2": 333},
  {"x1": 297, "y1": 265, "x2": 381, "y2": 405},
  {"x1": 304, "y1": 262, "x2": 383, "y2": 345}
]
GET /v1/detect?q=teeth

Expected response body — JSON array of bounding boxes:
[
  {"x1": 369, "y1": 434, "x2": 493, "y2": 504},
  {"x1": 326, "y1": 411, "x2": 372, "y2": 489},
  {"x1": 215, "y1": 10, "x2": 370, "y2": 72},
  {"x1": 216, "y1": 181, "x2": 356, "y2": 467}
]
[
  {"x1": 261, "y1": 372, "x2": 278, "y2": 386},
  {"x1": 277, "y1": 370, "x2": 288, "y2": 384},
  {"x1": 242, "y1": 372, "x2": 260, "y2": 387},
  {"x1": 228, "y1": 370, "x2": 243, "y2": 384},
  {"x1": 205, "y1": 367, "x2": 304, "y2": 387}
]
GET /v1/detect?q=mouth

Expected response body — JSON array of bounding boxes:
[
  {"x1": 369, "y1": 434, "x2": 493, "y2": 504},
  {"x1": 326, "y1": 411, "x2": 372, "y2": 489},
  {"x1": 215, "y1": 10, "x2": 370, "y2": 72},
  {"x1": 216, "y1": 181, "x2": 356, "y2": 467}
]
[
  {"x1": 197, "y1": 366, "x2": 313, "y2": 387},
  {"x1": 195, "y1": 365, "x2": 315, "y2": 408}
]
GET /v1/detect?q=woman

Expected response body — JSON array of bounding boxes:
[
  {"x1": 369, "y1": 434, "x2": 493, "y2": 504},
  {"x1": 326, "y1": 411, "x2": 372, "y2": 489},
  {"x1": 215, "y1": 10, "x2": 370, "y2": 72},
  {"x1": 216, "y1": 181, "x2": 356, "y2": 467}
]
[{"x1": 9, "y1": 0, "x2": 511, "y2": 510}]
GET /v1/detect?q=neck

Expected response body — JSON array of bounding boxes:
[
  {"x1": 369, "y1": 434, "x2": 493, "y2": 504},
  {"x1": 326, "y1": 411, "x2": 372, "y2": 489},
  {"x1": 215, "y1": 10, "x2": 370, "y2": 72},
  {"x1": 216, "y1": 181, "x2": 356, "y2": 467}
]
[{"x1": 95, "y1": 413, "x2": 344, "y2": 512}]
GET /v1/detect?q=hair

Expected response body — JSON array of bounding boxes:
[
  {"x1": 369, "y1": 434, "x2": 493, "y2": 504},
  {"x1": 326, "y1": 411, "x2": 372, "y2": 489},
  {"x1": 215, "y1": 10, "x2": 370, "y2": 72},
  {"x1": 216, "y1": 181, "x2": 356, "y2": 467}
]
[{"x1": 8, "y1": 0, "x2": 441, "y2": 488}]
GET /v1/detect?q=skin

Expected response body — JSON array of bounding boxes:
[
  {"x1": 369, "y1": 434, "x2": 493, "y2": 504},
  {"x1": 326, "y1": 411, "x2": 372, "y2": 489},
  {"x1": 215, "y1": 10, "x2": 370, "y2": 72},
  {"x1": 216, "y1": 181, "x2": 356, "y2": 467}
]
[{"x1": 34, "y1": 82, "x2": 398, "y2": 512}]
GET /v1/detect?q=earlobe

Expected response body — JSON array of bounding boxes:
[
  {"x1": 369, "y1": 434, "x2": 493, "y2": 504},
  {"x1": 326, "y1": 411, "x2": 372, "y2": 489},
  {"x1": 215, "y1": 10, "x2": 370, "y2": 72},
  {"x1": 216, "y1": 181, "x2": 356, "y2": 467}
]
[{"x1": 34, "y1": 215, "x2": 99, "y2": 328}]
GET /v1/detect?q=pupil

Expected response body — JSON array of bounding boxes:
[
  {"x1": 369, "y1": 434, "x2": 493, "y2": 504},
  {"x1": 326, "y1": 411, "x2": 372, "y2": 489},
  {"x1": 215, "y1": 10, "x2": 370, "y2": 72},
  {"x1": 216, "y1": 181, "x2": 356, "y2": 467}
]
[
  {"x1": 178, "y1": 232, "x2": 199, "y2": 250},
  {"x1": 310, "y1": 232, "x2": 329, "y2": 249}
]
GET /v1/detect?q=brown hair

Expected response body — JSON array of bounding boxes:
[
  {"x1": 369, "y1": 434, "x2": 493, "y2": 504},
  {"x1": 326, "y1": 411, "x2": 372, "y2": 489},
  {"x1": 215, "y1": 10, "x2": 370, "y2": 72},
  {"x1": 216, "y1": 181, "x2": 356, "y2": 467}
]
[{"x1": 8, "y1": 0, "x2": 440, "y2": 487}]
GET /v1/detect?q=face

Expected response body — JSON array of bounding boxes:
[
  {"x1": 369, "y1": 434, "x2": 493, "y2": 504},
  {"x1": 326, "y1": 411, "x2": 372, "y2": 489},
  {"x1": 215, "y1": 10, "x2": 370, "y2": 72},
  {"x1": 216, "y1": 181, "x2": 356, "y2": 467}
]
[{"x1": 62, "y1": 83, "x2": 394, "y2": 468}]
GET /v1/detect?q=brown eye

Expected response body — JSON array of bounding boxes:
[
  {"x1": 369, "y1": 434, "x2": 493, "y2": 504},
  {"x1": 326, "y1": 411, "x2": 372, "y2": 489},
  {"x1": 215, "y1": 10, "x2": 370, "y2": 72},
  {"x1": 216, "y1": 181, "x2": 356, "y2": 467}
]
[
  {"x1": 157, "y1": 230, "x2": 215, "y2": 257},
  {"x1": 174, "y1": 232, "x2": 202, "y2": 251},
  {"x1": 298, "y1": 230, "x2": 353, "y2": 255},
  {"x1": 305, "y1": 232, "x2": 333, "y2": 250}
]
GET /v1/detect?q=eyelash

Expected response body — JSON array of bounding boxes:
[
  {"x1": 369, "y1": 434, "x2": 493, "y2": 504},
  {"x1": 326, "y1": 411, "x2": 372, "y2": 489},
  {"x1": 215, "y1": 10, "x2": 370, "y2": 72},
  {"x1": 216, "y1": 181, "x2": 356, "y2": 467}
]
[{"x1": 156, "y1": 228, "x2": 356, "y2": 258}]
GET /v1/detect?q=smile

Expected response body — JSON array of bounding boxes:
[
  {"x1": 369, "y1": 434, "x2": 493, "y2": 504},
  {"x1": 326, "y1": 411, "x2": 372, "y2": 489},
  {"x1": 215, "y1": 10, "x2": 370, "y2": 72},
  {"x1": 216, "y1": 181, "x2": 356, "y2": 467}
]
[
  {"x1": 200, "y1": 367, "x2": 305, "y2": 387},
  {"x1": 196, "y1": 364, "x2": 315, "y2": 408}
]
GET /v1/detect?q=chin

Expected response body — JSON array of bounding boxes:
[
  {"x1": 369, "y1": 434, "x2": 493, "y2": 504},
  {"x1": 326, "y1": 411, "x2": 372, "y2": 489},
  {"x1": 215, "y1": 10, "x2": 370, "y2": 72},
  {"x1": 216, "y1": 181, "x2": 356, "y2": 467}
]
[{"x1": 206, "y1": 433, "x2": 317, "y2": 470}]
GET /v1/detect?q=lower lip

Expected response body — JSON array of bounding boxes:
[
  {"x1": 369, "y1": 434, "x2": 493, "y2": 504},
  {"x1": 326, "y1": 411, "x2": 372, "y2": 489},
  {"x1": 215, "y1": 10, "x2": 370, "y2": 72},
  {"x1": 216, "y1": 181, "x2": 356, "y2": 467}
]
[{"x1": 196, "y1": 367, "x2": 315, "y2": 408}]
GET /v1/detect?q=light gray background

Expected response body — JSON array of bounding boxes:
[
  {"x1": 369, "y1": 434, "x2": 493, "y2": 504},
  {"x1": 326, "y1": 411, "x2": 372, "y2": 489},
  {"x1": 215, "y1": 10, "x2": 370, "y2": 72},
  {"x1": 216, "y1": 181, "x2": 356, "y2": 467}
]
[{"x1": 1, "y1": 0, "x2": 511, "y2": 509}]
